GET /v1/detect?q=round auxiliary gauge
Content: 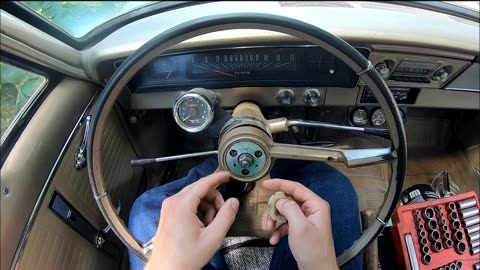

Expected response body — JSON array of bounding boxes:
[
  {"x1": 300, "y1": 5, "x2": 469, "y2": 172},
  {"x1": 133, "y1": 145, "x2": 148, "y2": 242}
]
[
  {"x1": 351, "y1": 108, "x2": 369, "y2": 126},
  {"x1": 371, "y1": 108, "x2": 386, "y2": 127},
  {"x1": 173, "y1": 92, "x2": 214, "y2": 132}
]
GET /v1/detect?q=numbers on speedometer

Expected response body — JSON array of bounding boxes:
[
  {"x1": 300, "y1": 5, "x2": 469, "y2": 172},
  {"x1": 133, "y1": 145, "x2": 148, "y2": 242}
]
[
  {"x1": 191, "y1": 50, "x2": 297, "y2": 78},
  {"x1": 173, "y1": 90, "x2": 216, "y2": 133}
]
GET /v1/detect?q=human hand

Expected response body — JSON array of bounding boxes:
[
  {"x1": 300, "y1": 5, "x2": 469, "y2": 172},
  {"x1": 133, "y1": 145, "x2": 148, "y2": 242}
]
[
  {"x1": 262, "y1": 179, "x2": 338, "y2": 270},
  {"x1": 145, "y1": 172, "x2": 239, "y2": 270}
]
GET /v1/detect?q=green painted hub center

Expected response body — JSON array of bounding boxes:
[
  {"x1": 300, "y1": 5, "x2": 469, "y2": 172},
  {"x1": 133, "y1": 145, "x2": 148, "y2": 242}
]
[{"x1": 225, "y1": 141, "x2": 266, "y2": 178}]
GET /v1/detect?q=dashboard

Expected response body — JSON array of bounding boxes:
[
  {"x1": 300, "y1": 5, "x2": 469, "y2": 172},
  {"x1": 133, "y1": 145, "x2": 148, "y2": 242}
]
[{"x1": 115, "y1": 44, "x2": 478, "y2": 113}]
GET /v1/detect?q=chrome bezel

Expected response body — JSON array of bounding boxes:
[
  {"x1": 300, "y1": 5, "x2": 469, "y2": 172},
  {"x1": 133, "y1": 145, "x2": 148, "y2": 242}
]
[
  {"x1": 173, "y1": 92, "x2": 214, "y2": 132},
  {"x1": 351, "y1": 108, "x2": 369, "y2": 127},
  {"x1": 371, "y1": 108, "x2": 386, "y2": 127}
]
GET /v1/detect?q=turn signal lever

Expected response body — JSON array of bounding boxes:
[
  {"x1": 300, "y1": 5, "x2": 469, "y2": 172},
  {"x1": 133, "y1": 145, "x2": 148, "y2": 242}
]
[{"x1": 268, "y1": 118, "x2": 391, "y2": 140}]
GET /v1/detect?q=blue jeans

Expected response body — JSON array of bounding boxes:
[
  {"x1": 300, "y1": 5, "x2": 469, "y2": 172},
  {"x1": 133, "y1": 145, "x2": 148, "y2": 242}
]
[{"x1": 128, "y1": 158, "x2": 362, "y2": 270}]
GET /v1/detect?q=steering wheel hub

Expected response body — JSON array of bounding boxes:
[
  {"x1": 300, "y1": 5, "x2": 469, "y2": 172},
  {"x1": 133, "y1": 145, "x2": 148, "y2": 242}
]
[
  {"x1": 225, "y1": 141, "x2": 267, "y2": 178},
  {"x1": 218, "y1": 114, "x2": 273, "y2": 182}
]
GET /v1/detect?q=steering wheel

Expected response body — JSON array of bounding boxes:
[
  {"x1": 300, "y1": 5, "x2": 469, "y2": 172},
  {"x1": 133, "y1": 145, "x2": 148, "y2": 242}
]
[{"x1": 87, "y1": 13, "x2": 406, "y2": 266}]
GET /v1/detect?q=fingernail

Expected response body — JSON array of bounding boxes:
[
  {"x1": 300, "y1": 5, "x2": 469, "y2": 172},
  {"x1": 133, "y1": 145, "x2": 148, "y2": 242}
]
[
  {"x1": 230, "y1": 198, "x2": 239, "y2": 210},
  {"x1": 276, "y1": 199, "x2": 287, "y2": 207}
]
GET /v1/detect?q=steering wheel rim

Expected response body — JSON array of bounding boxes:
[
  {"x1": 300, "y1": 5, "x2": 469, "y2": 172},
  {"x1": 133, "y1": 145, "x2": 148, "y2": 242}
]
[{"x1": 87, "y1": 13, "x2": 406, "y2": 266}]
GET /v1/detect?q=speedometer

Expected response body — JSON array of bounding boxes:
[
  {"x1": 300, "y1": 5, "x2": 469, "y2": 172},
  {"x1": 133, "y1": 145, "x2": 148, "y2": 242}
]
[
  {"x1": 173, "y1": 89, "x2": 217, "y2": 132},
  {"x1": 190, "y1": 49, "x2": 297, "y2": 78}
]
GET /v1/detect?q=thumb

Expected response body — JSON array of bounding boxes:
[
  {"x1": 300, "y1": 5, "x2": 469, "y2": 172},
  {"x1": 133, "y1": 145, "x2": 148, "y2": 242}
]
[
  {"x1": 275, "y1": 199, "x2": 307, "y2": 226},
  {"x1": 203, "y1": 198, "x2": 239, "y2": 243}
]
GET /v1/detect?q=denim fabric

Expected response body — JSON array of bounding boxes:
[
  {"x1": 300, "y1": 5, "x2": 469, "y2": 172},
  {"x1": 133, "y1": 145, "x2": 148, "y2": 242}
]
[{"x1": 128, "y1": 158, "x2": 362, "y2": 270}]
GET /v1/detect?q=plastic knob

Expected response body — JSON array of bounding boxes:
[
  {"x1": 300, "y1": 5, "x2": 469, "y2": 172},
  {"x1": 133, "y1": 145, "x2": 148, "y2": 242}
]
[{"x1": 375, "y1": 62, "x2": 391, "y2": 80}]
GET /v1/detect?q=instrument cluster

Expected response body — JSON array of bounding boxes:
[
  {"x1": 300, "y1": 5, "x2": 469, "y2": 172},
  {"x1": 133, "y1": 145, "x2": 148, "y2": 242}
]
[{"x1": 121, "y1": 46, "x2": 370, "y2": 92}]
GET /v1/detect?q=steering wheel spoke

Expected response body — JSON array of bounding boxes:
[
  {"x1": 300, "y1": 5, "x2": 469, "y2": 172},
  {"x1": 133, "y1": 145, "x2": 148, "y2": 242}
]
[{"x1": 270, "y1": 143, "x2": 394, "y2": 167}]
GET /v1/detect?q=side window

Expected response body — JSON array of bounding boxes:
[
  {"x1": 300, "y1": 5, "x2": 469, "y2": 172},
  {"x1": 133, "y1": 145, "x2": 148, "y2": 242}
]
[{"x1": 1, "y1": 62, "x2": 47, "y2": 141}]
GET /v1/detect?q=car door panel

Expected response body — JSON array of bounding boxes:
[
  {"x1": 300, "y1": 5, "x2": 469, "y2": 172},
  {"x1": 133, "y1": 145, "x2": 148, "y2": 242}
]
[
  {"x1": 2, "y1": 76, "x2": 143, "y2": 269},
  {"x1": 1, "y1": 77, "x2": 97, "y2": 270}
]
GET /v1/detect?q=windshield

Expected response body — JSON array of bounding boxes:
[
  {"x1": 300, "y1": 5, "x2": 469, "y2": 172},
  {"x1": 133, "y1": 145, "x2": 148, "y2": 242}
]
[
  {"x1": 443, "y1": 1, "x2": 479, "y2": 12},
  {"x1": 21, "y1": 1, "x2": 154, "y2": 38},
  {"x1": 19, "y1": 1, "x2": 479, "y2": 41}
]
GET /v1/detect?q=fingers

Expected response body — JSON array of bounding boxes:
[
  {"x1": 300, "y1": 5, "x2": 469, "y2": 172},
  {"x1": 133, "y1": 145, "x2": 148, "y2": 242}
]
[
  {"x1": 263, "y1": 179, "x2": 324, "y2": 205},
  {"x1": 275, "y1": 199, "x2": 308, "y2": 227},
  {"x1": 184, "y1": 172, "x2": 230, "y2": 205},
  {"x1": 204, "y1": 189, "x2": 225, "y2": 210},
  {"x1": 269, "y1": 223, "x2": 289, "y2": 245},
  {"x1": 198, "y1": 200, "x2": 217, "y2": 225},
  {"x1": 202, "y1": 198, "x2": 239, "y2": 244},
  {"x1": 262, "y1": 211, "x2": 275, "y2": 233}
]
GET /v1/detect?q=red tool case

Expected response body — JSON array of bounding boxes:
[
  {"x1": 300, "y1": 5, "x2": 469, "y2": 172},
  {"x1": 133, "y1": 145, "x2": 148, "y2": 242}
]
[{"x1": 391, "y1": 192, "x2": 480, "y2": 270}]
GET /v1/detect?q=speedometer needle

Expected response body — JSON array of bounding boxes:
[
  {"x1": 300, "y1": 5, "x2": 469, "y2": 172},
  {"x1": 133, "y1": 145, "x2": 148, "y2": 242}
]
[
  {"x1": 182, "y1": 115, "x2": 191, "y2": 121},
  {"x1": 166, "y1": 65, "x2": 176, "y2": 79},
  {"x1": 213, "y1": 70, "x2": 237, "y2": 78}
]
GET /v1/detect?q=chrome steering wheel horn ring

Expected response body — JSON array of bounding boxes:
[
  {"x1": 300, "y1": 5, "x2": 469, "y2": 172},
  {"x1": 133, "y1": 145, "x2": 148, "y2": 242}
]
[{"x1": 87, "y1": 13, "x2": 407, "y2": 266}]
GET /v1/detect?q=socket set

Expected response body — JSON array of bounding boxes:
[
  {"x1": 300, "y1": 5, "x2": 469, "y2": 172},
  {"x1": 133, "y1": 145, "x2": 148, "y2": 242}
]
[{"x1": 392, "y1": 192, "x2": 480, "y2": 270}]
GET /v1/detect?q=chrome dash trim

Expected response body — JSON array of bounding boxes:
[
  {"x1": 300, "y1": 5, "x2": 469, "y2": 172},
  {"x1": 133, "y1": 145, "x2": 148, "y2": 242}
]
[{"x1": 10, "y1": 91, "x2": 98, "y2": 270}]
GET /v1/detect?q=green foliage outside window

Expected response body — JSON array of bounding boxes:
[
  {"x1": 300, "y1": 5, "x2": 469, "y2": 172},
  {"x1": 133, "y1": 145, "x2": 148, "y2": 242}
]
[
  {"x1": 21, "y1": 1, "x2": 153, "y2": 38},
  {"x1": 0, "y1": 62, "x2": 46, "y2": 137}
]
